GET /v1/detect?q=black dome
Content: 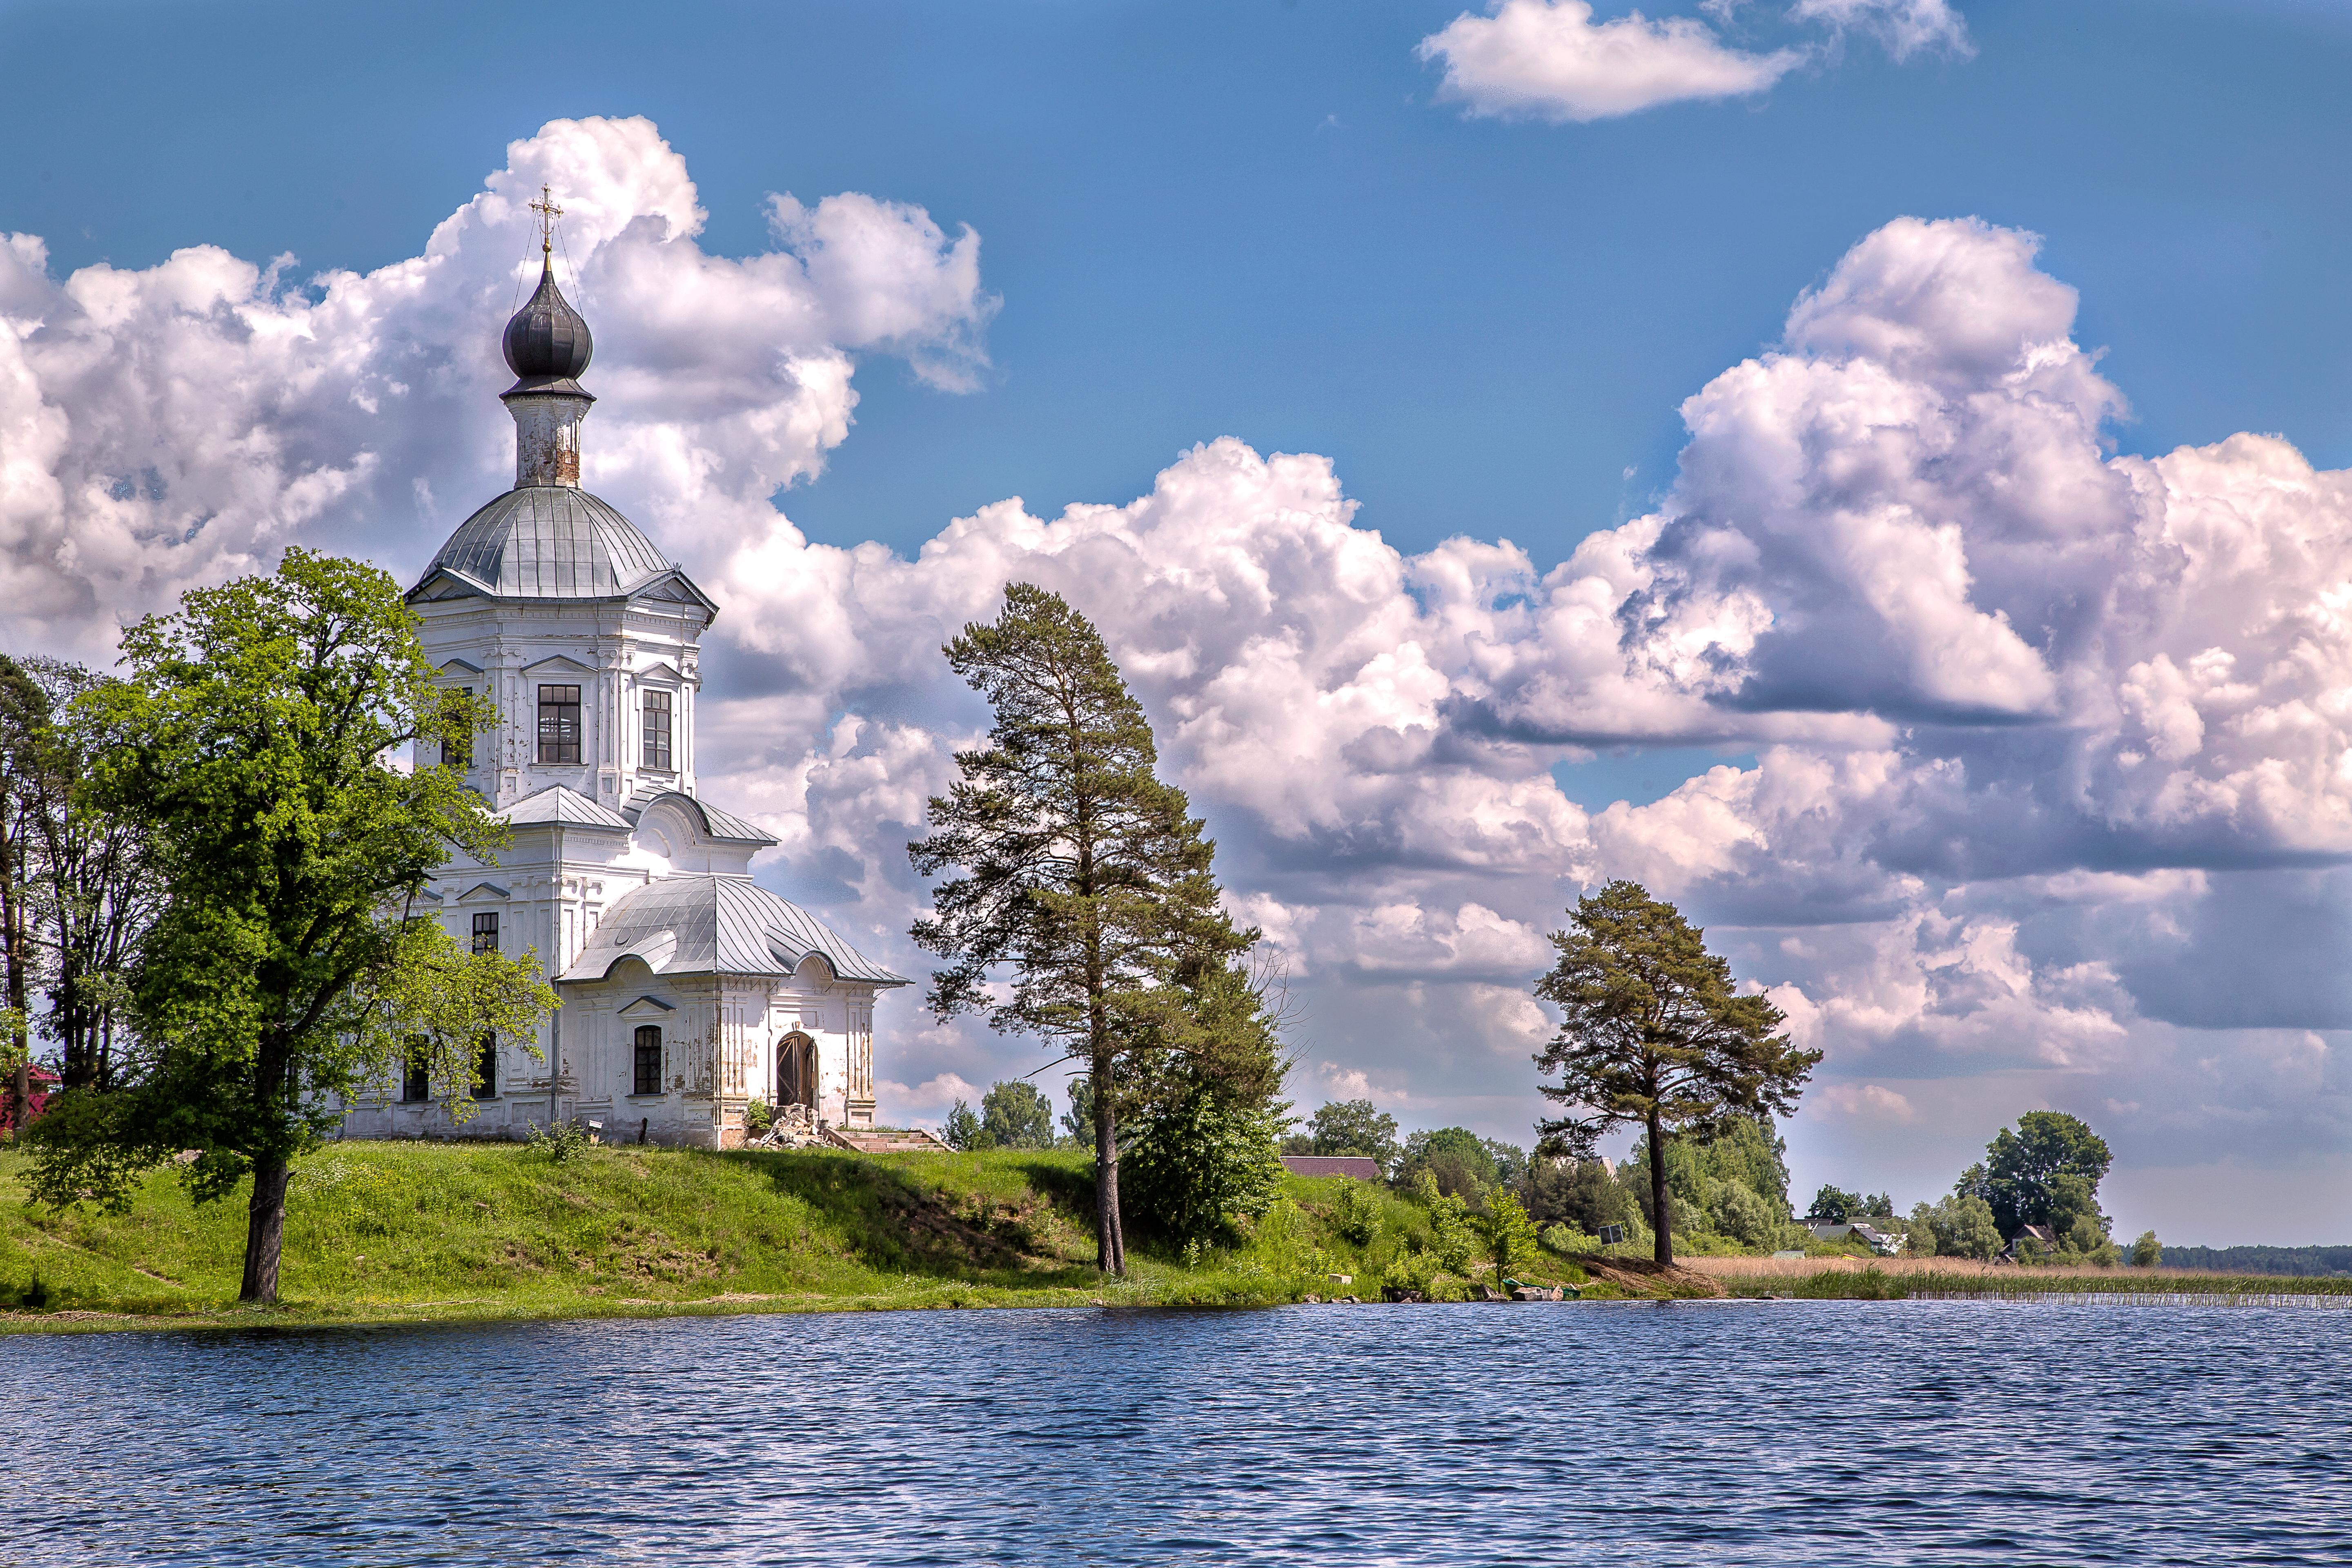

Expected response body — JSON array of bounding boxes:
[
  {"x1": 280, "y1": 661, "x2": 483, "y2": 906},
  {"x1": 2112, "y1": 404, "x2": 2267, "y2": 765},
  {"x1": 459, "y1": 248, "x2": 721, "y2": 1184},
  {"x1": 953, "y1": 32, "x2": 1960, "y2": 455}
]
[{"x1": 501, "y1": 261, "x2": 593, "y2": 393}]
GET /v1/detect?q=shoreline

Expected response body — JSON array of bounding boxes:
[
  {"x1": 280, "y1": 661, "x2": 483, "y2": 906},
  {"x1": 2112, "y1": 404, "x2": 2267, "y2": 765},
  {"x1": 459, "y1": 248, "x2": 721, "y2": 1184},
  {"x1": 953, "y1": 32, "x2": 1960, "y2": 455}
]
[
  {"x1": 9, "y1": 1268, "x2": 2352, "y2": 1337},
  {"x1": 7, "y1": 1140, "x2": 2345, "y2": 1337}
]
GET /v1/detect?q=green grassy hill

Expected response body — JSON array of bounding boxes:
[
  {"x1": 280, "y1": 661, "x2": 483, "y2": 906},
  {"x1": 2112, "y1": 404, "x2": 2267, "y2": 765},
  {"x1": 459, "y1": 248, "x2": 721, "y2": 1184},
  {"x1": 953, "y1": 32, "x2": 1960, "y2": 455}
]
[{"x1": 0, "y1": 1140, "x2": 1629, "y2": 1331}]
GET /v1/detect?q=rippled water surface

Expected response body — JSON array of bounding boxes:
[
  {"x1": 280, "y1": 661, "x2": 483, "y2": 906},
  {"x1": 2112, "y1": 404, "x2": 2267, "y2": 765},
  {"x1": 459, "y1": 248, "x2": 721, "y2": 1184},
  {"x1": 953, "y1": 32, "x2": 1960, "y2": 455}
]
[{"x1": 8, "y1": 1300, "x2": 2350, "y2": 1565}]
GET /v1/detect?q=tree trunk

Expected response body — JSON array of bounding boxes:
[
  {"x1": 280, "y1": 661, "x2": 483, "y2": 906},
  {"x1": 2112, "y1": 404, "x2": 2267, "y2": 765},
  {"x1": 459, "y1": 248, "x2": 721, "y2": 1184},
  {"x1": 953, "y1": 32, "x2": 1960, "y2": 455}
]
[
  {"x1": 1648, "y1": 1106, "x2": 1673, "y2": 1267},
  {"x1": 240, "y1": 1156, "x2": 292, "y2": 1305},
  {"x1": 0, "y1": 816, "x2": 23, "y2": 1129},
  {"x1": 1092, "y1": 1054, "x2": 1125, "y2": 1276}
]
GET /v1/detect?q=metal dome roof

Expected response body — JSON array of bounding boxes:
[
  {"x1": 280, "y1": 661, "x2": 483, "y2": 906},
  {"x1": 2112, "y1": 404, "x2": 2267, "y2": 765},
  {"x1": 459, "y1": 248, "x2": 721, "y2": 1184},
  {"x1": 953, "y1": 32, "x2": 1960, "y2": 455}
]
[
  {"x1": 502, "y1": 260, "x2": 593, "y2": 396},
  {"x1": 559, "y1": 873, "x2": 909, "y2": 986},
  {"x1": 418, "y1": 486, "x2": 672, "y2": 599}
]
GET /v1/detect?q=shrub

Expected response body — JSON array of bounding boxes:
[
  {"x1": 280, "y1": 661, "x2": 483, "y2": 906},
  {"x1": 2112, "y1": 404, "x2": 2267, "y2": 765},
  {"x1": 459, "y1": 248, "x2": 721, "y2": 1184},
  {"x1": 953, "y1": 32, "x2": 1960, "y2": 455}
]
[
  {"x1": 744, "y1": 1099, "x2": 774, "y2": 1137},
  {"x1": 1710, "y1": 1181, "x2": 1775, "y2": 1247},
  {"x1": 525, "y1": 1119, "x2": 590, "y2": 1162},
  {"x1": 1909, "y1": 1194, "x2": 2001, "y2": 1261},
  {"x1": 1381, "y1": 1250, "x2": 1443, "y2": 1298},
  {"x1": 1332, "y1": 1179, "x2": 1383, "y2": 1246},
  {"x1": 1541, "y1": 1221, "x2": 1599, "y2": 1255},
  {"x1": 1479, "y1": 1192, "x2": 1539, "y2": 1278},
  {"x1": 941, "y1": 1100, "x2": 988, "y2": 1151},
  {"x1": 1410, "y1": 1172, "x2": 1479, "y2": 1273},
  {"x1": 1122, "y1": 1082, "x2": 1284, "y2": 1244}
]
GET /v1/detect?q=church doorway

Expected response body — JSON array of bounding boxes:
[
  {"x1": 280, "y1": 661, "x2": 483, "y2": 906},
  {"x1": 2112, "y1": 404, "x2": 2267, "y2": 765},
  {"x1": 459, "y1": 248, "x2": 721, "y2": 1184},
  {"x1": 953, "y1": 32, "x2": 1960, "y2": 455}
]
[{"x1": 776, "y1": 1032, "x2": 818, "y2": 1115}]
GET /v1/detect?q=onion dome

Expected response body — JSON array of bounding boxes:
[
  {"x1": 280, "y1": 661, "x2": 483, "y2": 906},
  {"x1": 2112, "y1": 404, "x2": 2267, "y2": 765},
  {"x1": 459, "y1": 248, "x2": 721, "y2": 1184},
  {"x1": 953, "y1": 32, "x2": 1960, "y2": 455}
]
[{"x1": 501, "y1": 259, "x2": 594, "y2": 397}]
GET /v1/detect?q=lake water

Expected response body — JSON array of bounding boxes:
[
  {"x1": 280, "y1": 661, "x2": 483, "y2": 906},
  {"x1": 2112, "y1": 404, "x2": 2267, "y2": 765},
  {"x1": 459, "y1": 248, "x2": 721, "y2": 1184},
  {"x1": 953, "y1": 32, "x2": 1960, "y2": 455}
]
[{"x1": 7, "y1": 1300, "x2": 2350, "y2": 1565}]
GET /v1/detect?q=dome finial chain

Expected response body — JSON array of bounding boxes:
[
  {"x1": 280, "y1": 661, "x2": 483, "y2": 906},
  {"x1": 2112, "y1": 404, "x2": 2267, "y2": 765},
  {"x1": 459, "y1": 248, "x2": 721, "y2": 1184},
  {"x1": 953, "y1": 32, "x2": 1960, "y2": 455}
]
[{"x1": 529, "y1": 184, "x2": 564, "y2": 261}]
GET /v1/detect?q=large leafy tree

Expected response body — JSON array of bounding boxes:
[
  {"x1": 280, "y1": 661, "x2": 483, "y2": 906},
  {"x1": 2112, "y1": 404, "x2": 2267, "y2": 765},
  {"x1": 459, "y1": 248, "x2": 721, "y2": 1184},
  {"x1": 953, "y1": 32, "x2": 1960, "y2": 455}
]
[
  {"x1": 1959, "y1": 1111, "x2": 2112, "y2": 1238},
  {"x1": 1532, "y1": 880, "x2": 1821, "y2": 1265},
  {"x1": 909, "y1": 583, "x2": 1263, "y2": 1274},
  {"x1": 24, "y1": 550, "x2": 552, "y2": 1304},
  {"x1": 1295, "y1": 1098, "x2": 1402, "y2": 1172},
  {"x1": 980, "y1": 1079, "x2": 1056, "y2": 1149}
]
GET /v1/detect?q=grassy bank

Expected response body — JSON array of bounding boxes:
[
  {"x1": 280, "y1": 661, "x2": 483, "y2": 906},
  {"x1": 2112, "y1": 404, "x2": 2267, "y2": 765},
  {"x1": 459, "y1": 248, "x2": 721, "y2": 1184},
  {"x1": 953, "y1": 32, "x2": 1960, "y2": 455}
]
[
  {"x1": 1691, "y1": 1254, "x2": 2352, "y2": 1301},
  {"x1": 0, "y1": 1141, "x2": 1643, "y2": 1333}
]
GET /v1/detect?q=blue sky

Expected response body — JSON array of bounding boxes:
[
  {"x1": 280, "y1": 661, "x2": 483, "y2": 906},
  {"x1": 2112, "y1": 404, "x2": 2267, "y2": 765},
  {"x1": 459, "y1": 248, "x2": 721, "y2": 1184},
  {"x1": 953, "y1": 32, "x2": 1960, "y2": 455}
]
[
  {"x1": 12, "y1": 0, "x2": 2351, "y2": 557},
  {"x1": 8, "y1": 0, "x2": 2352, "y2": 1240}
]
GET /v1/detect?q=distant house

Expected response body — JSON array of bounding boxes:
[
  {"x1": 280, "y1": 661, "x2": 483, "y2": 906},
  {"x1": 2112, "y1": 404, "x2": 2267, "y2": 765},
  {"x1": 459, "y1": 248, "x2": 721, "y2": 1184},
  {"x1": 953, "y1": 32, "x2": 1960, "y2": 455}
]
[
  {"x1": 1996, "y1": 1223, "x2": 2060, "y2": 1263},
  {"x1": 1849, "y1": 1223, "x2": 1905, "y2": 1256},
  {"x1": 1804, "y1": 1218, "x2": 1905, "y2": 1255},
  {"x1": 1280, "y1": 1155, "x2": 1382, "y2": 1181}
]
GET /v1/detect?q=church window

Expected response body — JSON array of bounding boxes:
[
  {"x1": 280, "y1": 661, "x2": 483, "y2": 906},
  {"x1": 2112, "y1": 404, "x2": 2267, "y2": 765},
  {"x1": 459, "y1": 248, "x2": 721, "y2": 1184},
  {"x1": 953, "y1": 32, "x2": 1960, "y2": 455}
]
[
  {"x1": 633, "y1": 1025, "x2": 663, "y2": 1096},
  {"x1": 642, "y1": 690, "x2": 673, "y2": 771},
  {"x1": 472, "y1": 1033, "x2": 499, "y2": 1100},
  {"x1": 441, "y1": 686, "x2": 473, "y2": 769},
  {"x1": 537, "y1": 684, "x2": 581, "y2": 764},
  {"x1": 471, "y1": 911, "x2": 499, "y2": 954},
  {"x1": 402, "y1": 1041, "x2": 430, "y2": 1103}
]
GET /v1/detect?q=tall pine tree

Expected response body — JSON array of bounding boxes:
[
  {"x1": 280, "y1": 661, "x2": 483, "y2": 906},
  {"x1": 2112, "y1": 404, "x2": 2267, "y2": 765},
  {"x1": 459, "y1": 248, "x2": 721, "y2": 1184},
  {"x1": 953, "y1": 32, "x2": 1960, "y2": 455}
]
[
  {"x1": 1533, "y1": 880, "x2": 1819, "y2": 1265},
  {"x1": 909, "y1": 584, "x2": 1256, "y2": 1274}
]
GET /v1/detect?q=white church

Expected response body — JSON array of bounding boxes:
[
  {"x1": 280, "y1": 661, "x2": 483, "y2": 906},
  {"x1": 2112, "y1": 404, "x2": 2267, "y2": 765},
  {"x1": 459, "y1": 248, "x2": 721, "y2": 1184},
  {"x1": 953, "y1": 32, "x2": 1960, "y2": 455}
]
[{"x1": 337, "y1": 224, "x2": 910, "y2": 1150}]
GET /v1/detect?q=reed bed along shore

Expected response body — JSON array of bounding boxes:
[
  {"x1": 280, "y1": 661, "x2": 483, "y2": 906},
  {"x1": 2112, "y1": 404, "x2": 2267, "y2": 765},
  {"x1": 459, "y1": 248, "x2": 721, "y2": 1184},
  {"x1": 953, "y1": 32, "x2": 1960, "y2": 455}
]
[{"x1": 1689, "y1": 1253, "x2": 2352, "y2": 1302}]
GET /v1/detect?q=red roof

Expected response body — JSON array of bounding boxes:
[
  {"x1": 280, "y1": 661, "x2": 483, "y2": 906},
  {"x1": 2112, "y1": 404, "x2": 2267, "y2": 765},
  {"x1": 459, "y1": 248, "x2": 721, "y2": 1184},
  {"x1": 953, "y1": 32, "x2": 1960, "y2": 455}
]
[{"x1": 1280, "y1": 1155, "x2": 1382, "y2": 1180}]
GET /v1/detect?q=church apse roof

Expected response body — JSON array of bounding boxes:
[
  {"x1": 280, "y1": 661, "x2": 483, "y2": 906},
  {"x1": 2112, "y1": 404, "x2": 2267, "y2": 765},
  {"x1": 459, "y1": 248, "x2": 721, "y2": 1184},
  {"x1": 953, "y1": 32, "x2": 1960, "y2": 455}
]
[
  {"x1": 622, "y1": 785, "x2": 779, "y2": 847},
  {"x1": 411, "y1": 486, "x2": 680, "y2": 602},
  {"x1": 495, "y1": 784, "x2": 631, "y2": 831},
  {"x1": 560, "y1": 873, "x2": 908, "y2": 988}
]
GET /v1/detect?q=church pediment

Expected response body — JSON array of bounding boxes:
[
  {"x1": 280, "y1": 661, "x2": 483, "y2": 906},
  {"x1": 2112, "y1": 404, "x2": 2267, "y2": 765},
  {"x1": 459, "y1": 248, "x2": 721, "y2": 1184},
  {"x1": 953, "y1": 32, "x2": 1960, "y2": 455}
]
[
  {"x1": 619, "y1": 994, "x2": 677, "y2": 1019},
  {"x1": 408, "y1": 567, "x2": 492, "y2": 603},
  {"x1": 438, "y1": 657, "x2": 484, "y2": 676},
  {"x1": 637, "y1": 659, "x2": 684, "y2": 686},
  {"x1": 521, "y1": 653, "x2": 593, "y2": 676},
  {"x1": 456, "y1": 881, "x2": 510, "y2": 902},
  {"x1": 626, "y1": 568, "x2": 721, "y2": 617}
]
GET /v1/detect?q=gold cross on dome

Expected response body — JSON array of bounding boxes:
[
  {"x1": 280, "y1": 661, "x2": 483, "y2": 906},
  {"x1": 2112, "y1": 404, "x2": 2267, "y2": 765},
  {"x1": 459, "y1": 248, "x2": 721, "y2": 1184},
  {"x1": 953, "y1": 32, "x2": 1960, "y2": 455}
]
[{"x1": 529, "y1": 185, "x2": 564, "y2": 256}]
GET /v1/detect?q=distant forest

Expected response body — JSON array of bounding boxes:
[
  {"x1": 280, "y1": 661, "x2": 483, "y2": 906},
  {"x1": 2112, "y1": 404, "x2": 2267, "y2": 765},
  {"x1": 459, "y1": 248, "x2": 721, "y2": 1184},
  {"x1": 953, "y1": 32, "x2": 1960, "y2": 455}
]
[{"x1": 2161, "y1": 1245, "x2": 2352, "y2": 1277}]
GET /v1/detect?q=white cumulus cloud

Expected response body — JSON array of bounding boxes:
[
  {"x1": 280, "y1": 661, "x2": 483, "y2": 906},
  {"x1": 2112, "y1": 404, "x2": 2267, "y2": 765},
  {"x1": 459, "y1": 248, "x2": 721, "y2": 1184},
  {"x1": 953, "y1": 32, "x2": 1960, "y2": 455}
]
[{"x1": 1418, "y1": 0, "x2": 1802, "y2": 122}]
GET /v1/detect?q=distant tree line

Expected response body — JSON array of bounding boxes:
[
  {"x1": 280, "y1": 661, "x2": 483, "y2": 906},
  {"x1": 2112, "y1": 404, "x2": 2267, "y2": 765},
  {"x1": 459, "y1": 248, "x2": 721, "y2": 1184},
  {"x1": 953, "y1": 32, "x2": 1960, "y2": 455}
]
[{"x1": 2154, "y1": 1245, "x2": 2352, "y2": 1278}]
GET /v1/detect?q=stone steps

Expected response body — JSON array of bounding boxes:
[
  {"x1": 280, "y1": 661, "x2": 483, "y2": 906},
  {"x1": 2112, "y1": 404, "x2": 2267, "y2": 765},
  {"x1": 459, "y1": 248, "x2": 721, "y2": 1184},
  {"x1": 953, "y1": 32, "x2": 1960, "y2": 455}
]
[{"x1": 825, "y1": 1127, "x2": 953, "y2": 1154}]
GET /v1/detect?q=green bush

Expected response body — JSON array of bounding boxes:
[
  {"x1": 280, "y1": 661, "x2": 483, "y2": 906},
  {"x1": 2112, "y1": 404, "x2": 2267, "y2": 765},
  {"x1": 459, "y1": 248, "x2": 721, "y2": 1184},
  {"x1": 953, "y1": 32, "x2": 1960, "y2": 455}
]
[
  {"x1": 1380, "y1": 1249, "x2": 1443, "y2": 1298},
  {"x1": 1121, "y1": 1082, "x2": 1283, "y2": 1243},
  {"x1": 1407, "y1": 1172, "x2": 1479, "y2": 1273},
  {"x1": 1332, "y1": 1178, "x2": 1383, "y2": 1245},
  {"x1": 525, "y1": 1120, "x2": 590, "y2": 1162},
  {"x1": 1478, "y1": 1192, "x2": 1540, "y2": 1278},
  {"x1": 1540, "y1": 1221, "x2": 1597, "y2": 1254},
  {"x1": 1710, "y1": 1181, "x2": 1775, "y2": 1247}
]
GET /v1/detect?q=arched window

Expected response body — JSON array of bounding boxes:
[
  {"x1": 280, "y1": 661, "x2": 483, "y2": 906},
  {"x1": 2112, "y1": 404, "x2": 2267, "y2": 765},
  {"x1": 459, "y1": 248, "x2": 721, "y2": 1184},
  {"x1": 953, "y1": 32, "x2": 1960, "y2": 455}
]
[
  {"x1": 472, "y1": 1033, "x2": 498, "y2": 1100},
  {"x1": 633, "y1": 1025, "x2": 663, "y2": 1096}
]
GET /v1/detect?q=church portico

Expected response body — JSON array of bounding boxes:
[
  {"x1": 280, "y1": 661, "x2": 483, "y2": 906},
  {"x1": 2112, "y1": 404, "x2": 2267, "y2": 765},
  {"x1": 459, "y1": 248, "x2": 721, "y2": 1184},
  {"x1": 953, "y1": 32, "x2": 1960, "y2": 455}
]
[{"x1": 337, "y1": 191, "x2": 906, "y2": 1148}]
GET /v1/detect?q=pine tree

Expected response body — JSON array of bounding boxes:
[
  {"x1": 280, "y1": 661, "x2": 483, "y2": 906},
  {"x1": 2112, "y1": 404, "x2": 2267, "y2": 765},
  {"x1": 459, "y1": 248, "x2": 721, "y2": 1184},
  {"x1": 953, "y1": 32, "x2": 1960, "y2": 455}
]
[
  {"x1": 1532, "y1": 880, "x2": 1820, "y2": 1266},
  {"x1": 909, "y1": 584, "x2": 1256, "y2": 1274}
]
